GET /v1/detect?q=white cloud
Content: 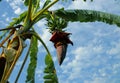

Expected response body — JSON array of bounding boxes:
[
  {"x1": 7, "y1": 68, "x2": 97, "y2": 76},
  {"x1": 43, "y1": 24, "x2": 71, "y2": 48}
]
[
  {"x1": 67, "y1": 0, "x2": 93, "y2": 9},
  {"x1": 7, "y1": 0, "x2": 25, "y2": 15},
  {"x1": 36, "y1": 68, "x2": 42, "y2": 78},
  {"x1": 67, "y1": 0, "x2": 120, "y2": 14},
  {"x1": 2, "y1": 12, "x2": 7, "y2": 17},
  {"x1": 14, "y1": 7, "x2": 22, "y2": 14},
  {"x1": 87, "y1": 78, "x2": 106, "y2": 83},
  {"x1": 9, "y1": 0, "x2": 23, "y2": 9},
  {"x1": 5, "y1": 17, "x2": 10, "y2": 22},
  {"x1": 58, "y1": 34, "x2": 120, "y2": 83},
  {"x1": 107, "y1": 40, "x2": 120, "y2": 56}
]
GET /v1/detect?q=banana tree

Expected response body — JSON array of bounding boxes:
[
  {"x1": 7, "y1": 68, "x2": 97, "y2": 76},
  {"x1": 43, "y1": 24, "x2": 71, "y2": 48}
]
[
  {"x1": 0, "y1": 0, "x2": 120, "y2": 83},
  {"x1": 0, "y1": 0, "x2": 59, "y2": 83}
]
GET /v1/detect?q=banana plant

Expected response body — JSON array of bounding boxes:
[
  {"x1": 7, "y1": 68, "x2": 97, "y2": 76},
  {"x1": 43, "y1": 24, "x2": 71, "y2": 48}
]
[
  {"x1": 0, "y1": 0, "x2": 120, "y2": 83},
  {"x1": 0, "y1": 0, "x2": 59, "y2": 83}
]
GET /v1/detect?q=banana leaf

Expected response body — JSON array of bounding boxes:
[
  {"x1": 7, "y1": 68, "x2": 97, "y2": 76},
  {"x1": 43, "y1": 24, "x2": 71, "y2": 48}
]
[
  {"x1": 54, "y1": 9, "x2": 120, "y2": 27},
  {"x1": 26, "y1": 36, "x2": 38, "y2": 83},
  {"x1": 44, "y1": 54, "x2": 58, "y2": 83},
  {"x1": 9, "y1": 11, "x2": 27, "y2": 26}
]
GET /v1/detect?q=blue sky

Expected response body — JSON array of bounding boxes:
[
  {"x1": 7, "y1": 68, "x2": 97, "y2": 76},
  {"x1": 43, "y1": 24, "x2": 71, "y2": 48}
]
[{"x1": 0, "y1": 0, "x2": 120, "y2": 83}]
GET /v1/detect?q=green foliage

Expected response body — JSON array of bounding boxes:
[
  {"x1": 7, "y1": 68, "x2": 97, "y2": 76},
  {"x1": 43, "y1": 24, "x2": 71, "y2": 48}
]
[
  {"x1": 44, "y1": 54, "x2": 58, "y2": 83},
  {"x1": 9, "y1": 11, "x2": 27, "y2": 27},
  {"x1": 31, "y1": 31, "x2": 59, "y2": 83},
  {"x1": 54, "y1": 9, "x2": 120, "y2": 27},
  {"x1": 32, "y1": 12, "x2": 48, "y2": 25},
  {"x1": 24, "y1": 0, "x2": 38, "y2": 6},
  {"x1": 26, "y1": 36, "x2": 38, "y2": 83},
  {"x1": 24, "y1": 0, "x2": 29, "y2": 6},
  {"x1": 32, "y1": 0, "x2": 40, "y2": 15},
  {"x1": 42, "y1": 0, "x2": 51, "y2": 9},
  {"x1": 0, "y1": 11, "x2": 27, "y2": 42}
]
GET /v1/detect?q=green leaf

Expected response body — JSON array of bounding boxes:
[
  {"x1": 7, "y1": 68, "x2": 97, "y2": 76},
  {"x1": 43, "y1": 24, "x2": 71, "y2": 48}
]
[
  {"x1": 44, "y1": 74, "x2": 54, "y2": 79},
  {"x1": 42, "y1": 0, "x2": 51, "y2": 9},
  {"x1": 44, "y1": 54, "x2": 58, "y2": 83},
  {"x1": 44, "y1": 80, "x2": 54, "y2": 83},
  {"x1": 54, "y1": 9, "x2": 120, "y2": 27},
  {"x1": 26, "y1": 36, "x2": 38, "y2": 83},
  {"x1": 24, "y1": 0, "x2": 29, "y2": 6},
  {"x1": 0, "y1": 11, "x2": 27, "y2": 40},
  {"x1": 45, "y1": 54, "x2": 53, "y2": 65},
  {"x1": 9, "y1": 11, "x2": 27, "y2": 26},
  {"x1": 32, "y1": 12, "x2": 47, "y2": 25},
  {"x1": 32, "y1": 0, "x2": 37, "y2": 6},
  {"x1": 24, "y1": 0, "x2": 39, "y2": 6},
  {"x1": 32, "y1": 0, "x2": 40, "y2": 15}
]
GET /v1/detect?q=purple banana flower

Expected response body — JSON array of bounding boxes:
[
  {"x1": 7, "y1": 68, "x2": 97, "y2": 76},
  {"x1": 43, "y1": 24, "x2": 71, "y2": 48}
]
[{"x1": 50, "y1": 31, "x2": 73, "y2": 65}]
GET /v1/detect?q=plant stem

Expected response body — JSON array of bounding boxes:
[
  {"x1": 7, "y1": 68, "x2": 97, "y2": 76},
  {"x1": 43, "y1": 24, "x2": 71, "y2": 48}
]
[
  {"x1": 32, "y1": 0, "x2": 59, "y2": 23},
  {"x1": 0, "y1": 27, "x2": 14, "y2": 31},
  {"x1": 22, "y1": 0, "x2": 33, "y2": 33},
  {"x1": 0, "y1": 25, "x2": 22, "y2": 31},
  {"x1": 0, "y1": 30, "x2": 14, "y2": 47},
  {"x1": 14, "y1": 42, "x2": 31, "y2": 83},
  {"x1": 32, "y1": 32, "x2": 51, "y2": 55},
  {"x1": 24, "y1": 0, "x2": 32, "y2": 24}
]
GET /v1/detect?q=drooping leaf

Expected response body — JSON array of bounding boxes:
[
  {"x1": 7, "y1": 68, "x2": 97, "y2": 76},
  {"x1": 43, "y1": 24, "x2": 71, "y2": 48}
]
[
  {"x1": 26, "y1": 36, "x2": 38, "y2": 83},
  {"x1": 54, "y1": 9, "x2": 120, "y2": 27},
  {"x1": 9, "y1": 11, "x2": 27, "y2": 26},
  {"x1": 0, "y1": 10, "x2": 26, "y2": 40},
  {"x1": 44, "y1": 54, "x2": 58, "y2": 83}
]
